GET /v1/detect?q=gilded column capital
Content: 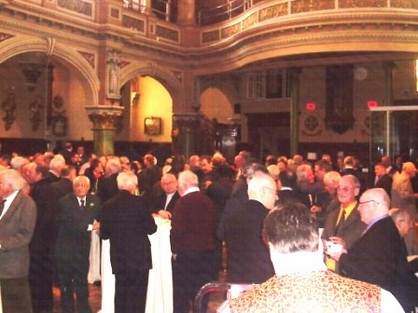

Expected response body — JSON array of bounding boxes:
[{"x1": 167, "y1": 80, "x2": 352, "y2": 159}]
[{"x1": 85, "y1": 105, "x2": 124, "y2": 129}]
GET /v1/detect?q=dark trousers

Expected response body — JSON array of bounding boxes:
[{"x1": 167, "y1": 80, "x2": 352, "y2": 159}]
[
  {"x1": 172, "y1": 250, "x2": 216, "y2": 313},
  {"x1": 57, "y1": 259, "x2": 91, "y2": 313},
  {"x1": 29, "y1": 246, "x2": 53, "y2": 313},
  {"x1": 114, "y1": 270, "x2": 149, "y2": 313},
  {"x1": 0, "y1": 276, "x2": 33, "y2": 313}
]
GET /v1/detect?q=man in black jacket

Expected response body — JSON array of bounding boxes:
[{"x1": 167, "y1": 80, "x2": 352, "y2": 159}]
[{"x1": 101, "y1": 171, "x2": 157, "y2": 313}]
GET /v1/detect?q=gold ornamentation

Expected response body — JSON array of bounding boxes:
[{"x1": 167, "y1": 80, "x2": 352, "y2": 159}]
[
  {"x1": 259, "y1": 4, "x2": 287, "y2": 22},
  {"x1": 242, "y1": 13, "x2": 258, "y2": 31},
  {"x1": 88, "y1": 112, "x2": 122, "y2": 130},
  {"x1": 202, "y1": 30, "x2": 220, "y2": 43},
  {"x1": 391, "y1": 0, "x2": 418, "y2": 9},
  {"x1": 339, "y1": 0, "x2": 386, "y2": 8},
  {"x1": 291, "y1": 0, "x2": 334, "y2": 14},
  {"x1": 221, "y1": 23, "x2": 240, "y2": 39}
]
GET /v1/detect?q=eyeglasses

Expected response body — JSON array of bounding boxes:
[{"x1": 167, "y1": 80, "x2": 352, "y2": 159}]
[{"x1": 359, "y1": 199, "x2": 379, "y2": 206}]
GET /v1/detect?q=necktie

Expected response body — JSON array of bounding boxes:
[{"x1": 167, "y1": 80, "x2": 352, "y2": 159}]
[
  {"x1": 0, "y1": 199, "x2": 6, "y2": 217},
  {"x1": 80, "y1": 199, "x2": 85, "y2": 211},
  {"x1": 334, "y1": 209, "x2": 346, "y2": 235}
]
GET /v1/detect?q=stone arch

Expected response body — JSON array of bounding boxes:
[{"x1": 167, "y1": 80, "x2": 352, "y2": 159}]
[
  {"x1": 120, "y1": 61, "x2": 182, "y2": 111},
  {"x1": 0, "y1": 35, "x2": 100, "y2": 105}
]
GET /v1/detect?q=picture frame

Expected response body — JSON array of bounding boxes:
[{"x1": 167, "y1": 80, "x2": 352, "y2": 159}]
[{"x1": 144, "y1": 117, "x2": 162, "y2": 135}]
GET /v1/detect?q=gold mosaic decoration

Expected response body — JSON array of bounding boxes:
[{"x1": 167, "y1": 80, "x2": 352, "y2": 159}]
[{"x1": 259, "y1": 3, "x2": 288, "y2": 22}]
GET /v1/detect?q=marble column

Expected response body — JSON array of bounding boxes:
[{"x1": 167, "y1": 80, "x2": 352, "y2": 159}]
[{"x1": 86, "y1": 106, "x2": 124, "y2": 156}]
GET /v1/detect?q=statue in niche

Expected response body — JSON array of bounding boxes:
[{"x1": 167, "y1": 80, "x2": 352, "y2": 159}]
[
  {"x1": 1, "y1": 92, "x2": 17, "y2": 130},
  {"x1": 29, "y1": 95, "x2": 43, "y2": 131},
  {"x1": 107, "y1": 50, "x2": 121, "y2": 98}
]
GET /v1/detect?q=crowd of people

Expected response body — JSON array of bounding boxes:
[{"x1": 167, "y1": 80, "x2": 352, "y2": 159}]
[{"x1": 0, "y1": 141, "x2": 417, "y2": 313}]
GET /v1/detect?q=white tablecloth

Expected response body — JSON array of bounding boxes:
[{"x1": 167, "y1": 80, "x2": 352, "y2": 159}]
[{"x1": 99, "y1": 217, "x2": 173, "y2": 313}]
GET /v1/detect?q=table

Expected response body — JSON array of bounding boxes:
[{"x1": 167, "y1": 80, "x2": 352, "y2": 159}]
[{"x1": 99, "y1": 217, "x2": 173, "y2": 313}]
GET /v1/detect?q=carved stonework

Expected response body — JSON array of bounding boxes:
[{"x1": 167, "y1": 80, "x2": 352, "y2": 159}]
[
  {"x1": 107, "y1": 50, "x2": 121, "y2": 99},
  {"x1": 86, "y1": 106, "x2": 124, "y2": 130},
  {"x1": 57, "y1": 0, "x2": 93, "y2": 17},
  {"x1": 122, "y1": 15, "x2": 145, "y2": 32},
  {"x1": 0, "y1": 32, "x2": 14, "y2": 43},
  {"x1": 156, "y1": 25, "x2": 179, "y2": 42},
  {"x1": 78, "y1": 50, "x2": 95, "y2": 68},
  {"x1": 1, "y1": 92, "x2": 16, "y2": 131}
]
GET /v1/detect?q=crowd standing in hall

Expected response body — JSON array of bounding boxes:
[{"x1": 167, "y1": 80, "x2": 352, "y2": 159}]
[{"x1": 0, "y1": 142, "x2": 417, "y2": 313}]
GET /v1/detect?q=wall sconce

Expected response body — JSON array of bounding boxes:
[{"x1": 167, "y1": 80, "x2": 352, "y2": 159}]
[{"x1": 144, "y1": 116, "x2": 162, "y2": 135}]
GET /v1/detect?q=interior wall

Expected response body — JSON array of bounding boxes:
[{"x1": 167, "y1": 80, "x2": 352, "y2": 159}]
[
  {"x1": 128, "y1": 76, "x2": 173, "y2": 143},
  {"x1": 200, "y1": 87, "x2": 234, "y2": 124},
  {"x1": 0, "y1": 55, "x2": 48, "y2": 139},
  {"x1": 53, "y1": 61, "x2": 93, "y2": 141}
]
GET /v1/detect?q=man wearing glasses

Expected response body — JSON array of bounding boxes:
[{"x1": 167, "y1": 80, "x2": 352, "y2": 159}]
[
  {"x1": 330, "y1": 188, "x2": 417, "y2": 312},
  {"x1": 321, "y1": 175, "x2": 366, "y2": 272}
]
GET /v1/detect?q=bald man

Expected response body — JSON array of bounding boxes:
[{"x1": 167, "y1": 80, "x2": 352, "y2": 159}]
[{"x1": 331, "y1": 188, "x2": 408, "y2": 309}]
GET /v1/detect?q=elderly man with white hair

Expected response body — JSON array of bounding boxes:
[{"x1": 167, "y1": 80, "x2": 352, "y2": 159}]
[{"x1": 170, "y1": 170, "x2": 218, "y2": 313}]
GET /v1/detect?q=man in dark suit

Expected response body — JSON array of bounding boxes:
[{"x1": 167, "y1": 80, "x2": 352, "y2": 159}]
[
  {"x1": 373, "y1": 162, "x2": 392, "y2": 197},
  {"x1": 171, "y1": 170, "x2": 218, "y2": 313},
  {"x1": 322, "y1": 175, "x2": 367, "y2": 272},
  {"x1": 331, "y1": 188, "x2": 407, "y2": 308},
  {"x1": 25, "y1": 162, "x2": 56, "y2": 313},
  {"x1": 101, "y1": 171, "x2": 157, "y2": 313},
  {"x1": 224, "y1": 172, "x2": 277, "y2": 284},
  {"x1": 0, "y1": 169, "x2": 37, "y2": 313},
  {"x1": 149, "y1": 173, "x2": 180, "y2": 219},
  {"x1": 55, "y1": 175, "x2": 101, "y2": 313}
]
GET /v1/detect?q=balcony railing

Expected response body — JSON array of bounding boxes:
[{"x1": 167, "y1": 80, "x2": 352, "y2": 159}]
[{"x1": 197, "y1": 0, "x2": 261, "y2": 26}]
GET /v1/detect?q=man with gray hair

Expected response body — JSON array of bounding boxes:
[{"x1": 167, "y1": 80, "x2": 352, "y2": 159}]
[
  {"x1": 101, "y1": 171, "x2": 156, "y2": 313},
  {"x1": 220, "y1": 202, "x2": 404, "y2": 313},
  {"x1": 170, "y1": 170, "x2": 218, "y2": 313},
  {"x1": 0, "y1": 169, "x2": 37, "y2": 313},
  {"x1": 331, "y1": 188, "x2": 416, "y2": 311},
  {"x1": 224, "y1": 171, "x2": 277, "y2": 284}
]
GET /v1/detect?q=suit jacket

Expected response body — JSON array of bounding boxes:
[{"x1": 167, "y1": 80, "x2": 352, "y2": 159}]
[
  {"x1": 322, "y1": 201, "x2": 367, "y2": 249},
  {"x1": 339, "y1": 216, "x2": 402, "y2": 293},
  {"x1": 29, "y1": 177, "x2": 56, "y2": 251},
  {"x1": 150, "y1": 191, "x2": 180, "y2": 214},
  {"x1": 374, "y1": 174, "x2": 392, "y2": 198},
  {"x1": 55, "y1": 193, "x2": 101, "y2": 268},
  {"x1": 224, "y1": 199, "x2": 275, "y2": 284},
  {"x1": 97, "y1": 173, "x2": 119, "y2": 203},
  {"x1": 0, "y1": 190, "x2": 37, "y2": 278},
  {"x1": 171, "y1": 191, "x2": 218, "y2": 254},
  {"x1": 101, "y1": 190, "x2": 157, "y2": 274}
]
